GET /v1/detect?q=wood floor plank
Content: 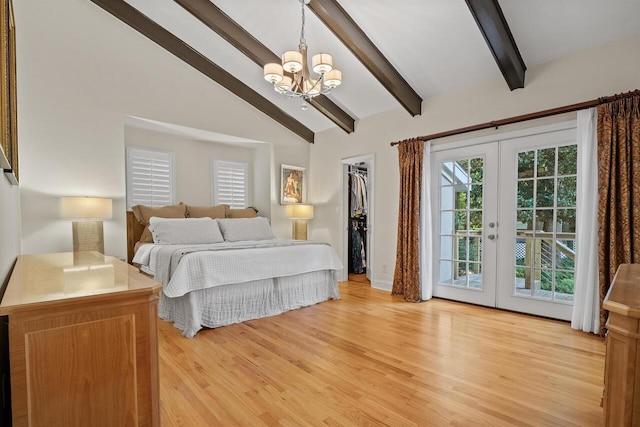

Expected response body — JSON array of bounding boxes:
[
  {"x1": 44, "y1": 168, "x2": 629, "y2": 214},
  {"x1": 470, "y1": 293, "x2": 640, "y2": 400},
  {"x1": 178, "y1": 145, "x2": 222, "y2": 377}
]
[{"x1": 159, "y1": 281, "x2": 604, "y2": 426}]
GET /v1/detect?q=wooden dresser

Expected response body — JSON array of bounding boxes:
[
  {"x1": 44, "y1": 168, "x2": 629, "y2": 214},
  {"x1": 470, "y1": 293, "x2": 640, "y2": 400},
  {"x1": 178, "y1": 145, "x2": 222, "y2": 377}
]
[
  {"x1": 0, "y1": 252, "x2": 162, "y2": 427},
  {"x1": 603, "y1": 263, "x2": 640, "y2": 426}
]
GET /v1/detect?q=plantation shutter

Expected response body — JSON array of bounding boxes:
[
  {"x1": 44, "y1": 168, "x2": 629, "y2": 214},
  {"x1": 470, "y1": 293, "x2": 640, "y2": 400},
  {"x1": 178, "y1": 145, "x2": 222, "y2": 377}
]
[
  {"x1": 126, "y1": 147, "x2": 175, "y2": 209},
  {"x1": 213, "y1": 160, "x2": 248, "y2": 209}
]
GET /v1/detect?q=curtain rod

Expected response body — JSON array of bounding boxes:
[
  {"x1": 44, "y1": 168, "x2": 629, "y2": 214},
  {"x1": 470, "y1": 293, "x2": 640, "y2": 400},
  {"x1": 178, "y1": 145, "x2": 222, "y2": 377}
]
[{"x1": 390, "y1": 89, "x2": 640, "y2": 147}]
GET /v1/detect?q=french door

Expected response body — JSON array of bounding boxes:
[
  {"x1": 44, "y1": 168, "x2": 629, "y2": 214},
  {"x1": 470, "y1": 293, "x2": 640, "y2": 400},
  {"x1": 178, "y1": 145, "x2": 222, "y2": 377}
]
[
  {"x1": 431, "y1": 125, "x2": 577, "y2": 320},
  {"x1": 431, "y1": 142, "x2": 499, "y2": 307}
]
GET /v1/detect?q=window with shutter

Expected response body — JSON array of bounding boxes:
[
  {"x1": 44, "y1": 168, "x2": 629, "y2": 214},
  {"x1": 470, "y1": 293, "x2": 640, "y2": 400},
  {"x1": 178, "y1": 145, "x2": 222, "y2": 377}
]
[
  {"x1": 126, "y1": 147, "x2": 175, "y2": 209},
  {"x1": 213, "y1": 160, "x2": 249, "y2": 209}
]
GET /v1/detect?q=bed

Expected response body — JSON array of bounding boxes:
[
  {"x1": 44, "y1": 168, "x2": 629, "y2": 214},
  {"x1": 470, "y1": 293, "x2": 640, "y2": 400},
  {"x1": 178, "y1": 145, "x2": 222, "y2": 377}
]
[{"x1": 126, "y1": 207, "x2": 342, "y2": 337}]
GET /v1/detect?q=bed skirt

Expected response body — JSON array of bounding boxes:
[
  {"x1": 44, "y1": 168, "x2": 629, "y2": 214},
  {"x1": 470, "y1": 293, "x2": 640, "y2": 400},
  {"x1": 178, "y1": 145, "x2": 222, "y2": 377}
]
[{"x1": 159, "y1": 270, "x2": 340, "y2": 337}]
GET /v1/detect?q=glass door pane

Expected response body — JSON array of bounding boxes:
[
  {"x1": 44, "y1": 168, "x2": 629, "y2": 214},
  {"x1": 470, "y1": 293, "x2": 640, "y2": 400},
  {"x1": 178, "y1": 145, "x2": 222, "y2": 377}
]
[
  {"x1": 439, "y1": 158, "x2": 484, "y2": 288},
  {"x1": 432, "y1": 142, "x2": 498, "y2": 307},
  {"x1": 514, "y1": 144, "x2": 577, "y2": 301},
  {"x1": 497, "y1": 126, "x2": 577, "y2": 321}
]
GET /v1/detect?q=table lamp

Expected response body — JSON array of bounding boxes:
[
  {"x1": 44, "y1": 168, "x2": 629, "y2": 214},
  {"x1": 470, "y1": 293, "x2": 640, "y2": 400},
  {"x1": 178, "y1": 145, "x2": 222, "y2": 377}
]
[
  {"x1": 61, "y1": 196, "x2": 113, "y2": 253},
  {"x1": 287, "y1": 204, "x2": 314, "y2": 240}
]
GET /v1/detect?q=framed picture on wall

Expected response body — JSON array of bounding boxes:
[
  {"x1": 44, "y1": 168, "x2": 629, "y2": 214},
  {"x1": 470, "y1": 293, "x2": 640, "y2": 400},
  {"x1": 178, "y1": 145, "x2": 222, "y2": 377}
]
[
  {"x1": 0, "y1": 0, "x2": 17, "y2": 184},
  {"x1": 280, "y1": 164, "x2": 305, "y2": 205}
]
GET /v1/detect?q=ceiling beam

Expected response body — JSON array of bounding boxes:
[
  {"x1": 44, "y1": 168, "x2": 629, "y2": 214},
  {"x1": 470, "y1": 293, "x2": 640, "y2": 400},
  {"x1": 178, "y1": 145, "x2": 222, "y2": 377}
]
[
  {"x1": 89, "y1": 0, "x2": 315, "y2": 143},
  {"x1": 174, "y1": 0, "x2": 355, "y2": 134},
  {"x1": 465, "y1": 0, "x2": 526, "y2": 90},
  {"x1": 307, "y1": 0, "x2": 422, "y2": 117}
]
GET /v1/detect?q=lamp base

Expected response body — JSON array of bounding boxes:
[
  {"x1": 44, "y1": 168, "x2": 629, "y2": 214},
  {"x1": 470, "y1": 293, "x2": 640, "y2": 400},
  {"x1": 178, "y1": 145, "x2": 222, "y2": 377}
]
[
  {"x1": 292, "y1": 219, "x2": 308, "y2": 240},
  {"x1": 72, "y1": 220, "x2": 105, "y2": 254}
]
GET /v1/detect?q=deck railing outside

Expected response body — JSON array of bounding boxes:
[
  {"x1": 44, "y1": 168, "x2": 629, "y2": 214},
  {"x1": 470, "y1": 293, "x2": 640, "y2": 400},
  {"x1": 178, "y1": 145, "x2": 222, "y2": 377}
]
[{"x1": 451, "y1": 230, "x2": 575, "y2": 292}]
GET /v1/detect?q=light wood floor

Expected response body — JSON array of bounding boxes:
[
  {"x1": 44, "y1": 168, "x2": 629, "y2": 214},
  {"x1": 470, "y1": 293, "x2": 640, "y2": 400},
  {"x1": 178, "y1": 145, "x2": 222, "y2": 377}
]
[{"x1": 158, "y1": 281, "x2": 605, "y2": 426}]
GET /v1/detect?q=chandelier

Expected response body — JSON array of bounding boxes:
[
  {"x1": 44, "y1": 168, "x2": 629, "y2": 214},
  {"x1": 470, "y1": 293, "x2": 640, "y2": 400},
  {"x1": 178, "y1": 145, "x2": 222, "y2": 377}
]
[{"x1": 263, "y1": 0, "x2": 342, "y2": 102}]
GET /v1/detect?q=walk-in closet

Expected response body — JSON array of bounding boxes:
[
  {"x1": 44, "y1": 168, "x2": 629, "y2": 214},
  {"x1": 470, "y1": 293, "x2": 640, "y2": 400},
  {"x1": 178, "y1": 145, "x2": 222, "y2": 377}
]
[{"x1": 347, "y1": 163, "x2": 369, "y2": 282}]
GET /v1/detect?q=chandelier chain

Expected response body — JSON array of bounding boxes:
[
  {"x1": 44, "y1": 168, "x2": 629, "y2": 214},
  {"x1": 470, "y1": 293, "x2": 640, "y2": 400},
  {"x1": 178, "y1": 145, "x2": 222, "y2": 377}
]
[{"x1": 299, "y1": 0, "x2": 306, "y2": 46}]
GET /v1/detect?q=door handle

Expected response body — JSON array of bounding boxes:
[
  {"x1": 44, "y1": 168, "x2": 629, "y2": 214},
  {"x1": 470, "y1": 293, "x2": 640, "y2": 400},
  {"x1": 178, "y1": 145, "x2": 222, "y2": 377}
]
[{"x1": 487, "y1": 234, "x2": 496, "y2": 240}]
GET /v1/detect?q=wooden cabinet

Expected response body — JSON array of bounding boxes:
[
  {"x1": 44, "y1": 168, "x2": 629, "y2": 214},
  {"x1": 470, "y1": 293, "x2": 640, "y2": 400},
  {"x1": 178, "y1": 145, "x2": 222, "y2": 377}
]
[
  {"x1": 603, "y1": 264, "x2": 640, "y2": 426},
  {"x1": 0, "y1": 252, "x2": 162, "y2": 427}
]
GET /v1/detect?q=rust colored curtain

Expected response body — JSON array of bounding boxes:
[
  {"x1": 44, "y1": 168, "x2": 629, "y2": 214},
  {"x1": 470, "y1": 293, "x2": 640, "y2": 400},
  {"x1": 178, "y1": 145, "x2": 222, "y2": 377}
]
[
  {"x1": 392, "y1": 139, "x2": 424, "y2": 302},
  {"x1": 597, "y1": 93, "x2": 640, "y2": 335}
]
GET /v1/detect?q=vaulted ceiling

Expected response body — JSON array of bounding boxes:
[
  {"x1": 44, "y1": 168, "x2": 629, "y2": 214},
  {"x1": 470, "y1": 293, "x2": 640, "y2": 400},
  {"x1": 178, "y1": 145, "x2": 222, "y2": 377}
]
[{"x1": 90, "y1": 0, "x2": 640, "y2": 143}]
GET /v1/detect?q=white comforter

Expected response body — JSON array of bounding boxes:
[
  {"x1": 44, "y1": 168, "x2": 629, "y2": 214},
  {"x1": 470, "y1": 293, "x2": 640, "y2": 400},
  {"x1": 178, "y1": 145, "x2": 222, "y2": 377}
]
[{"x1": 133, "y1": 239, "x2": 343, "y2": 297}]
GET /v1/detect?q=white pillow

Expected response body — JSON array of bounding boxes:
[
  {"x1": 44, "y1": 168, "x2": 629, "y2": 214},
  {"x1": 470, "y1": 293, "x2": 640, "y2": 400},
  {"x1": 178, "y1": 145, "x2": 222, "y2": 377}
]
[
  {"x1": 148, "y1": 217, "x2": 224, "y2": 244},
  {"x1": 217, "y1": 217, "x2": 275, "y2": 242}
]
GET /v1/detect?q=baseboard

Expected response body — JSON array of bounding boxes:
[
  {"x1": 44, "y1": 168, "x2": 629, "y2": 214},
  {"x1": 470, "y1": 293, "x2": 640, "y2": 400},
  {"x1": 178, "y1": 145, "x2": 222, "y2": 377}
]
[{"x1": 371, "y1": 280, "x2": 392, "y2": 291}]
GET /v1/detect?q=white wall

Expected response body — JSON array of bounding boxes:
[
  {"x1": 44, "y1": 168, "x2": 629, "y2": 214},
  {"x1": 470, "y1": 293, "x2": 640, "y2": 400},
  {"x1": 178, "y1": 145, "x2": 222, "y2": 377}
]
[
  {"x1": 0, "y1": 177, "x2": 20, "y2": 289},
  {"x1": 124, "y1": 126, "x2": 271, "y2": 216},
  {"x1": 15, "y1": 0, "x2": 309, "y2": 258},
  {"x1": 16, "y1": 0, "x2": 639, "y2": 271},
  {"x1": 310, "y1": 32, "x2": 640, "y2": 288}
]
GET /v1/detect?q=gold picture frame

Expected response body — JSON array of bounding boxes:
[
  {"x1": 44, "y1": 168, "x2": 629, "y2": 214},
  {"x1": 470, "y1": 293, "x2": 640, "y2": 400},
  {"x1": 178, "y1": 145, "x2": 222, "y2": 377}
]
[
  {"x1": 280, "y1": 164, "x2": 305, "y2": 205},
  {"x1": 0, "y1": 0, "x2": 17, "y2": 184}
]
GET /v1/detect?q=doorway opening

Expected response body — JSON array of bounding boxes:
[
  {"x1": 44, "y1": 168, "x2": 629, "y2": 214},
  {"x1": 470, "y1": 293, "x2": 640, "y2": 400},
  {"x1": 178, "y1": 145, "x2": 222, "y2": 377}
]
[{"x1": 341, "y1": 154, "x2": 374, "y2": 285}]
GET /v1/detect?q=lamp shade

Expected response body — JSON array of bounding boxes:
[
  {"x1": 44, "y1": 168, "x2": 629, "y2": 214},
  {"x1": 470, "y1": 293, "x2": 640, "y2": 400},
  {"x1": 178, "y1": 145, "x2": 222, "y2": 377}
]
[
  {"x1": 275, "y1": 75, "x2": 293, "y2": 93},
  {"x1": 287, "y1": 204, "x2": 314, "y2": 220},
  {"x1": 323, "y1": 69, "x2": 342, "y2": 88},
  {"x1": 61, "y1": 197, "x2": 113, "y2": 219},
  {"x1": 263, "y1": 62, "x2": 284, "y2": 83},
  {"x1": 312, "y1": 53, "x2": 333, "y2": 74},
  {"x1": 303, "y1": 79, "x2": 321, "y2": 97},
  {"x1": 282, "y1": 50, "x2": 303, "y2": 73}
]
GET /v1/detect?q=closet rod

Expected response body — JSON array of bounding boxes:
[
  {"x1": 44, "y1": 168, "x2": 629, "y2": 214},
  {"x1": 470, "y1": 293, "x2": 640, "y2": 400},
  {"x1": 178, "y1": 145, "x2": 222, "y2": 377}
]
[{"x1": 390, "y1": 89, "x2": 640, "y2": 146}]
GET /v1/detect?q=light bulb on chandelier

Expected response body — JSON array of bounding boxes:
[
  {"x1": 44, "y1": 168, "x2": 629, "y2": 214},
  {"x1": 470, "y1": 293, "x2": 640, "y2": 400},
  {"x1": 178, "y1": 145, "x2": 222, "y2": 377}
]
[{"x1": 263, "y1": 0, "x2": 342, "y2": 106}]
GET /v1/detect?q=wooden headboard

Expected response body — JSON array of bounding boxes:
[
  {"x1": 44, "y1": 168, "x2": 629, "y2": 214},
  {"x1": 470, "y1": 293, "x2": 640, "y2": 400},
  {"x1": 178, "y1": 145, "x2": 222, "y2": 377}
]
[{"x1": 126, "y1": 211, "x2": 144, "y2": 264}]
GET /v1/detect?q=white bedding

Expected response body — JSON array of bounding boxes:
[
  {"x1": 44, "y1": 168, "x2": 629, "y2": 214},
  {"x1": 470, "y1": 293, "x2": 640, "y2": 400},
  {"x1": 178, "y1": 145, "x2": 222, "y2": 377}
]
[
  {"x1": 133, "y1": 243, "x2": 155, "y2": 275},
  {"x1": 135, "y1": 239, "x2": 342, "y2": 297},
  {"x1": 134, "y1": 240, "x2": 343, "y2": 337},
  {"x1": 159, "y1": 270, "x2": 339, "y2": 338}
]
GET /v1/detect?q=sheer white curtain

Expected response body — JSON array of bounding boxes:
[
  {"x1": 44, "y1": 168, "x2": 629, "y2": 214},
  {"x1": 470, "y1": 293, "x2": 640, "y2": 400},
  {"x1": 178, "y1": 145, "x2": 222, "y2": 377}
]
[
  {"x1": 420, "y1": 141, "x2": 433, "y2": 300},
  {"x1": 571, "y1": 107, "x2": 600, "y2": 333}
]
